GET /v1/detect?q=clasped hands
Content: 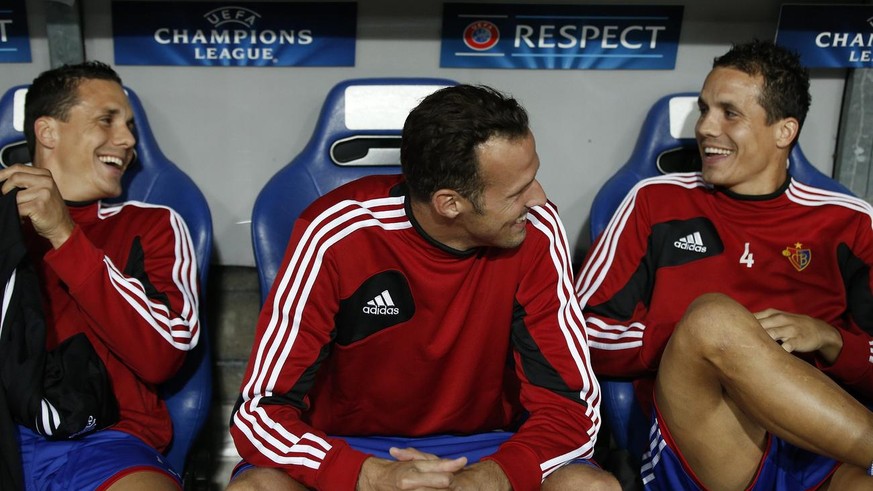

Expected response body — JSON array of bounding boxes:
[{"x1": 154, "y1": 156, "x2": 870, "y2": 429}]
[{"x1": 356, "y1": 447, "x2": 511, "y2": 491}]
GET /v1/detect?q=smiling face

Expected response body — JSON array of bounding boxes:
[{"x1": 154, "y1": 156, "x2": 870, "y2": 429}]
[
  {"x1": 453, "y1": 131, "x2": 546, "y2": 250},
  {"x1": 695, "y1": 67, "x2": 797, "y2": 195},
  {"x1": 37, "y1": 78, "x2": 136, "y2": 202}
]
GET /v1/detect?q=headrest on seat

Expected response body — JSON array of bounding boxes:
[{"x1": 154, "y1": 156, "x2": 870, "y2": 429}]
[
  {"x1": 0, "y1": 87, "x2": 31, "y2": 167},
  {"x1": 625, "y1": 92, "x2": 701, "y2": 177},
  {"x1": 323, "y1": 81, "x2": 456, "y2": 167},
  {"x1": 657, "y1": 95, "x2": 701, "y2": 173},
  {"x1": 251, "y1": 77, "x2": 457, "y2": 301}
]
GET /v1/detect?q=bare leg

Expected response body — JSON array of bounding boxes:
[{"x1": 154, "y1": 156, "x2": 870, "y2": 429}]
[
  {"x1": 225, "y1": 466, "x2": 309, "y2": 491},
  {"x1": 820, "y1": 463, "x2": 872, "y2": 490},
  {"x1": 105, "y1": 470, "x2": 180, "y2": 490},
  {"x1": 656, "y1": 293, "x2": 873, "y2": 490},
  {"x1": 542, "y1": 463, "x2": 621, "y2": 490}
]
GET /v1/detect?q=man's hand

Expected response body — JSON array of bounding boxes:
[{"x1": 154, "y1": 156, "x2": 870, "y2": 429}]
[
  {"x1": 0, "y1": 164, "x2": 74, "y2": 248},
  {"x1": 754, "y1": 308, "x2": 843, "y2": 363},
  {"x1": 390, "y1": 447, "x2": 443, "y2": 462},
  {"x1": 449, "y1": 460, "x2": 511, "y2": 491},
  {"x1": 356, "y1": 447, "x2": 467, "y2": 491}
]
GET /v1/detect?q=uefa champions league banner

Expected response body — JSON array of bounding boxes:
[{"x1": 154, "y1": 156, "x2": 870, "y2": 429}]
[
  {"x1": 112, "y1": 1, "x2": 356, "y2": 67},
  {"x1": 776, "y1": 4, "x2": 873, "y2": 68},
  {"x1": 0, "y1": 0, "x2": 32, "y2": 63},
  {"x1": 440, "y1": 3, "x2": 683, "y2": 70}
]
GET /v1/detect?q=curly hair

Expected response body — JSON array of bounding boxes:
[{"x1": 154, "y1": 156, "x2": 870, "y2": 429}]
[
  {"x1": 400, "y1": 85, "x2": 529, "y2": 211},
  {"x1": 713, "y1": 40, "x2": 811, "y2": 130},
  {"x1": 24, "y1": 61, "x2": 123, "y2": 155}
]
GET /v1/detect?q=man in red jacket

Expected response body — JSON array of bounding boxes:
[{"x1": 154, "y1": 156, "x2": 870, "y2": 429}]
[
  {"x1": 229, "y1": 85, "x2": 618, "y2": 490},
  {"x1": 578, "y1": 40, "x2": 873, "y2": 490},
  {"x1": 0, "y1": 61, "x2": 200, "y2": 490}
]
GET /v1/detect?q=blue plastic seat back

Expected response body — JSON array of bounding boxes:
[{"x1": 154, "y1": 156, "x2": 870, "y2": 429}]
[
  {"x1": 0, "y1": 84, "x2": 213, "y2": 474},
  {"x1": 251, "y1": 77, "x2": 456, "y2": 302},
  {"x1": 589, "y1": 92, "x2": 853, "y2": 465}
]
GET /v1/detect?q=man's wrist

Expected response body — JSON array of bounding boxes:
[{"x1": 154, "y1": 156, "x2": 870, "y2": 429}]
[
  {"x1": 355, "y1": 457, "x2": 371, "y2": 491},
  {"x1": 356, "y1": 456, "x2": 384, "y2": 491},
  {"x1": 817, "y1": 322, "x2": 843, "y2": 365}
]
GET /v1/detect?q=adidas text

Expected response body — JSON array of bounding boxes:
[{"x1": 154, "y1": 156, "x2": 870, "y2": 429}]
[
  {"x1": 673, "y1": 240, "x2": 707, "y2": 253},
  {"x1": 362, "y1": 306, "x2": 399, "y2": 315}
]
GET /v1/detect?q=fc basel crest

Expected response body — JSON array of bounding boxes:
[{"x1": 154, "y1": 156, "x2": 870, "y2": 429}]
[
  {"x1": 463, "y1": 20, "x2": 500, "y2": 51},
  {"x1": 782, "y1": 242, "x2": 811, "y2": 271}
]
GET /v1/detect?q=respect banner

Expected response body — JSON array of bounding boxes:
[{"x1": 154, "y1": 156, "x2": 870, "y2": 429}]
[{"x1": 441, "y1": 3, "x2": 683, "y2": 70}]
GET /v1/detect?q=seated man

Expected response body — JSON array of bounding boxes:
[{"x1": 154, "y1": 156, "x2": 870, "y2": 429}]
[
  {"x1": 576, "y1": 40, "x2": 873, "y2": 490},
  {"x1": 0, "y1": 61, "x2": 200, "y2": 490},
  {"x1": 228, "y1": 85, "x2": 619, "y2": 491}
]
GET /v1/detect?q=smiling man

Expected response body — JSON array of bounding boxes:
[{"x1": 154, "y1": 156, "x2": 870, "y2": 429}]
[
  {"x1": 0, "y1": 61, "x2": 199, "y2": 490},
  {"x1": 576, "y1": 40, "x2": 873, "y2": 489},
  {"x1": 228, "y1": 85, "x2": 619, "y2": 491}
]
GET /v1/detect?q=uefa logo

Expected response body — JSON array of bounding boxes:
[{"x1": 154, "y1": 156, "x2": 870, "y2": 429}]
[{"x1": 463, "y1": 20, "x2": 500, "y2": 51}]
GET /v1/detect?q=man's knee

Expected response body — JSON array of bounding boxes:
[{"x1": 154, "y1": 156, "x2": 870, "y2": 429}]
[
  {"x1": 671, "y1": 292, "x2": 757, "y2": 358},
  {"x1": 542, "y1": 463, "x2": 621, "y2": 491}
]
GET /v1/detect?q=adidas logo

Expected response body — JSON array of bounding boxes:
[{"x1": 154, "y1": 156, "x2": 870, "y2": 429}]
[
  {"x1": 362, "y1": 290, "x2": 400, "y2": 315},
  {"x1": 674, "y1": 232, "x2": 707, "y2": 253}
]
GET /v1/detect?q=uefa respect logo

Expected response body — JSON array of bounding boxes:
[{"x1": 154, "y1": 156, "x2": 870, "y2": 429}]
[{"x1": 463, "y1": 20, "x2": 500, "y2": 51}]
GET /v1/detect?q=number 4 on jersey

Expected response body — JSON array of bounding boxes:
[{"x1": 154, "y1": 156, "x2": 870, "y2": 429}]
[{"x1": 740, "y1": 242, "x2": 755, "y2": 268}]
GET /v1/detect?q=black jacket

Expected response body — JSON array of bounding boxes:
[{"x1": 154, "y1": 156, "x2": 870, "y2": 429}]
[{"x1": 0, "y1": 188, "x2": 118, "y2": 490}]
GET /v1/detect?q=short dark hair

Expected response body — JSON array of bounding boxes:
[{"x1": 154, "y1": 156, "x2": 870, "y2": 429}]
[
  {"x1": 713, "y1": 40, "x2": 810, "y2": 131},
  {"x1": 24, "y1": 60, "x2": 123, "y2": 155},
  {"x1": 400, "y1": 84, "x2": 529, "y2": 210}
]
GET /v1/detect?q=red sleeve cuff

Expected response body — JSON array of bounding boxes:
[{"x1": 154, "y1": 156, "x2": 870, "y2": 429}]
[
  {"x1": 314, "y1": 440, "x2": 371, "y2": 490},
  {"x1": 484, "y1": 443, "x2": 542, "y2": 491},
  {"x1": 640, "y1": 321, "x2": 676, "y2": 370},
  {"x1": 818, "y1": 329, "x2": 868, "y2": 384}
]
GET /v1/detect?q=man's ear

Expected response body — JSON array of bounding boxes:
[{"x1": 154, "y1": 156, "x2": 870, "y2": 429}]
[
  {"x1": 776, "y1": 117, "x2": 799, "y2": 149},
  {"x1": 432, "y1": 189, "x2": 464, "y2": 219},
  {"x1": 34, "y1": 117, "x2": 59, "y2": 149}
]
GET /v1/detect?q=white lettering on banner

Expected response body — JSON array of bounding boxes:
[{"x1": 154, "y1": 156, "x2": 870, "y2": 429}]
[
  {"x1": 850, "y1": 50, "x2": 873, "y2": 62},
  {"x1": 0, "y1": 19, "x2": 11, "y2": 43},
  {"x1": 815, "y1": 32, "x2": 873, "y2": 48},
  {"x1": 154, "y1": 28, "x2": 313, "y2": 45},
  {"x1": 194, "y1": 47, "x2": 275, "y2": 60},
  {"x1": 205, "y1": 8, "x2": 258, "y2": 27},
  {"x1": 514, "y1": 24, "x2": 665, "y2": 49}
]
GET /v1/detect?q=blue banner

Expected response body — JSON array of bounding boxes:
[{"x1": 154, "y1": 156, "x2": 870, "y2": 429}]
[
  {"x1": 112, "y1": 1, "x2": 356, "y2": 67},
  {"x1": 776, "y1": 4, "x2": 873, "y2": 68},
  {"x1": 0, "y1": 0, "x2": 32, "y2": 63},
  {"x1": 441, "y1": 3, "x2": 683, "y2": 70}
]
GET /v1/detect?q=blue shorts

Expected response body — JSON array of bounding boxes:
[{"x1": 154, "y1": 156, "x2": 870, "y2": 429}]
[
  {"x1": 231, "y1": 432, "x2": 598, "y2": 481},
  {"x1": 17, "y1": 425, "x2": 181, "y2": 491},
  {"x1": 641, "y1": 403, "x2": 840, "y2": 490}
]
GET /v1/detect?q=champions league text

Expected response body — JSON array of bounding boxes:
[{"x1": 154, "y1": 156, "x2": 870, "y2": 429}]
[{"x1": 153, "y1": 28, "x2": 313, "y2": 61}]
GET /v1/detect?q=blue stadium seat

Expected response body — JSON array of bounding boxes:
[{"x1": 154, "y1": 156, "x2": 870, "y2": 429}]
[
  {"x1": 0, "y1": 84, "x2": 213, "y2": 477},
  {"x1": 588, "y1": 92, "x2": 854, "y2": 469},
  {"x1": 251, "y1": 77, "x2": 456, "y2": 302}
]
